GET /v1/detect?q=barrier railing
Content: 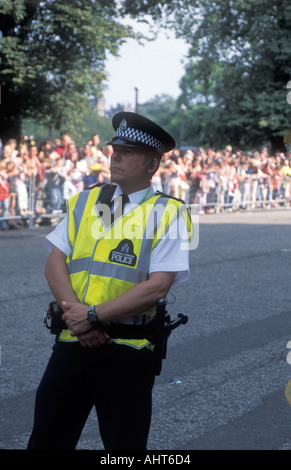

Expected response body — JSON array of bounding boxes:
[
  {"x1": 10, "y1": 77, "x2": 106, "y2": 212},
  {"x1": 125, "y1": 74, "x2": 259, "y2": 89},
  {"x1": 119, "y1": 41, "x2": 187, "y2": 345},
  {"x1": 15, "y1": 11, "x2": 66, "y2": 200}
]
[{"x1": 0, "y1": 175, "x2": 290, "y2": 229}]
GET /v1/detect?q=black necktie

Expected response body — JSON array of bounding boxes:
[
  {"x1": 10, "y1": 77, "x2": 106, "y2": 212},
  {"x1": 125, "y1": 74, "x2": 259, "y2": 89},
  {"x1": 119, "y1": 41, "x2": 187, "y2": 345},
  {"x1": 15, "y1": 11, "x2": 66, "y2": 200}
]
[
  {"x1": 121, "y1": 193, "x2": 129, "y2": 214},
  {"x1": 111, "y1": 193, "x2": 129, "y2": 223}
]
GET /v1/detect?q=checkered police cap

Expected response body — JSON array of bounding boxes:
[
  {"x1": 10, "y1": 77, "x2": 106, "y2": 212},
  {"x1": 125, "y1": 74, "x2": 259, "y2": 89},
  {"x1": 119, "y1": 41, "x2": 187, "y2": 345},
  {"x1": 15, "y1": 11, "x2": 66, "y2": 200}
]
[{"x1": 107, "y1": 112, "x2": 175, "y2": 156}]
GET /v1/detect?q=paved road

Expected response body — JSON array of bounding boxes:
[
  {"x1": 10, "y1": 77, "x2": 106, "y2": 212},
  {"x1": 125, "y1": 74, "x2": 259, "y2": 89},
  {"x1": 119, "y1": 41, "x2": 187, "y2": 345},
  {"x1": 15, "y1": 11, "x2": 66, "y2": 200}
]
[{"x1": 0, "y1": 209, "x2": 291, "y2": 450}]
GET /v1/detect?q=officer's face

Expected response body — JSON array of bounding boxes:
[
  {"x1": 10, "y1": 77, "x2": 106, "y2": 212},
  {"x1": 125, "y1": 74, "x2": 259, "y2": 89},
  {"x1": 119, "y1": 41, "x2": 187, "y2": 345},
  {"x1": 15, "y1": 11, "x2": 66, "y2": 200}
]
[{"x1": 110, "y1": 145, "x2": 153, "y2": 193}]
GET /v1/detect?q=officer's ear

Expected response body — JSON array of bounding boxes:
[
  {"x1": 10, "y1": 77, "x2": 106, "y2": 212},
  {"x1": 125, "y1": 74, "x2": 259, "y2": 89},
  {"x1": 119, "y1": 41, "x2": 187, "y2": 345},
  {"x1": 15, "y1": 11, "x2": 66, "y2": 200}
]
[{"x1": 145, "y1": 156, "x2": 160, "y2": 175}]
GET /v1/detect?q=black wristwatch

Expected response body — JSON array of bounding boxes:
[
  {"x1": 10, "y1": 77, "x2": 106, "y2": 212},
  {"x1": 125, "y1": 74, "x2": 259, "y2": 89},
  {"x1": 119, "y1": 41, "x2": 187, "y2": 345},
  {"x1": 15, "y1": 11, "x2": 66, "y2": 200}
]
[{"x1": 87, "y1": 305, "x2": 103, "y2": 328}]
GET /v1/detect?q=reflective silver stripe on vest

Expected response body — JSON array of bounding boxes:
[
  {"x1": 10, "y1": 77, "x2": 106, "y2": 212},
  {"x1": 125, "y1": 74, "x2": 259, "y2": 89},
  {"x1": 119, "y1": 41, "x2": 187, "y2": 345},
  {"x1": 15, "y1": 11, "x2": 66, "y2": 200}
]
[
  {"x1": 73, "y1": 190, "x2": 91, "y2": 233},
  {"x1": 67, "y1": 257, "x2": 147, "y2": 284},
  {"x1": 67, "y1": 189, "x2": 97, "y2": 267}
]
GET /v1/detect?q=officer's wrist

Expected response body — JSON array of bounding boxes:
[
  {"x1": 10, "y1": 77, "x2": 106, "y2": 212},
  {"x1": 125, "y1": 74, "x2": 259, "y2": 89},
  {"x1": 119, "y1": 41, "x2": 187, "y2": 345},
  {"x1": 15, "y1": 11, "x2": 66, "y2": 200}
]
[{"x1": 87, "y1": 305, "x2": 104, "y2": 328}]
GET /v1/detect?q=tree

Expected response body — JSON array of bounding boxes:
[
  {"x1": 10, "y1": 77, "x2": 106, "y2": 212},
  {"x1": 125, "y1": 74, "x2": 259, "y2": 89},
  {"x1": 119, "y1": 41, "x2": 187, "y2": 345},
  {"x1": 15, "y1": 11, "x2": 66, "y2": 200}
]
[
  {"x1": 170, "y1": 0, "x2": 291, "y2": 152},
  {"x1": 0, "y1": 0, "x2": 164, "y2": 144},
  {"x1": 140, "y1": 94, "x2": 181, "y2": 145}
]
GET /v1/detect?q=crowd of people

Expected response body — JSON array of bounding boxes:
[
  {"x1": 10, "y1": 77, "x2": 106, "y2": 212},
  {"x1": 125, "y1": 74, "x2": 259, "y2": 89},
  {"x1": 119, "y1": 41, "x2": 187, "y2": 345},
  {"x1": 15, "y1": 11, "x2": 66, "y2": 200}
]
[
  {"x1": 156, "y1": 145, "x2": 291, "y2": 213},
  {"x1": 0, "y1": 134, "x2": 111, "y2": 230},
  {"x1": 1, "y1": 132, "x2": 291, "y2": 230}
]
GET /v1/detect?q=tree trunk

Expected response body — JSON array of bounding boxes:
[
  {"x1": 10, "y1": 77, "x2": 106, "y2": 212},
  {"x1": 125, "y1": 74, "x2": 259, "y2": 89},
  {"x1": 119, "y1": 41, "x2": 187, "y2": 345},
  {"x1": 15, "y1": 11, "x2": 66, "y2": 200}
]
[
  {"x1": 270, "y1": 135, "x2": 287, "y2": 155},
  {"x1": 0, "y1": 88, "x2": 22, "y2": 146},
  {"x1": 0, "y1": 117, "x2": 22, "y2": 147}
]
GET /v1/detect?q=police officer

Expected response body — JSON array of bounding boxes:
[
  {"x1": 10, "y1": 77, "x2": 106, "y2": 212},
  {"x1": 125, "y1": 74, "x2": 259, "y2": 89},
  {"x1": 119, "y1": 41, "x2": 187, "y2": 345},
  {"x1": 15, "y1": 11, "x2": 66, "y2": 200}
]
[{"x1": 27, "y1": 112, "x2": 191, "y2": 450}]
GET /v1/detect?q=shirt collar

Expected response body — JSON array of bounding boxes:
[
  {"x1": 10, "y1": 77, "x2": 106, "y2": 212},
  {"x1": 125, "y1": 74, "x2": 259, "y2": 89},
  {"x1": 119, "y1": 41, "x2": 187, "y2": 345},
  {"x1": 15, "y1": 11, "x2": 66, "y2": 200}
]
[{"x1": 112, "y1": 184, "x2": 155, "y2": 205}]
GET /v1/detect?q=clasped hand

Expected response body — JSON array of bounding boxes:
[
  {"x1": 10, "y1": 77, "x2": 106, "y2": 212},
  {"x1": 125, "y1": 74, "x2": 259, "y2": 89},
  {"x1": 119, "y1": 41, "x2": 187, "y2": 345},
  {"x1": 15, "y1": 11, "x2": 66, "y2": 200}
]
[{"x1": 61, "y1": 301, "x2": 109, "y2": 348}]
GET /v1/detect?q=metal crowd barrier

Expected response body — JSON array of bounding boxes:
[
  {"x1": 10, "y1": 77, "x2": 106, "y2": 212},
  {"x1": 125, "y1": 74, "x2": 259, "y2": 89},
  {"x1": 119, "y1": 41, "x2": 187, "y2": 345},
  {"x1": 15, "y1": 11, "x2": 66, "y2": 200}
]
[{"x1": 0, "y1": 174, "x2": 290, "y2": 229}]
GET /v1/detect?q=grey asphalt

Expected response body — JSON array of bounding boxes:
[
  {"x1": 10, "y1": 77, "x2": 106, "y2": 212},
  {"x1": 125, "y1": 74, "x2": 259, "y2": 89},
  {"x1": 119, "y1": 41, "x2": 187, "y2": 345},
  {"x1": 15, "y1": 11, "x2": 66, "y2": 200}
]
[{"x1": 0, "y1": 208, "x2": 291, "y2": 450}]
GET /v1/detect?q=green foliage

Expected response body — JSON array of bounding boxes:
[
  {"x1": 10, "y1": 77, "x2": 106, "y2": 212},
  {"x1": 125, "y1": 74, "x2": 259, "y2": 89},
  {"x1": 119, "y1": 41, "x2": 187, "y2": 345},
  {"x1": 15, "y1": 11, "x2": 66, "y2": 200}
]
[
  {"x1": 71, "y1": 111, "x2": 114, "y2": 148},
  {"x1": 22, "y1": 111, "x2": 114, "y2": 149},
  {"x1": 3, "y1": 0, "x2": 291, "y2": 153},
  {"x1": 172, "y1": 0, "x2": 291, "y2": 152},
  {"x1": 21, "y1": 119, "x2": 55, "y2": 145},
  {"x1": 140, "y1": 94, "x2": 181, "y2": 144},
  {"x1": 0, "y1": 0, "x2": 153, "y2": 142}
]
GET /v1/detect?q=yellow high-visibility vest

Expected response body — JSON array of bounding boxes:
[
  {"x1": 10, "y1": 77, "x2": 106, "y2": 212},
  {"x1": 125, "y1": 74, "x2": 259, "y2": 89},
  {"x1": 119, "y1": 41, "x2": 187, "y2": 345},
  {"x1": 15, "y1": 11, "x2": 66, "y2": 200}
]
[{"x1": 58, "y1": 184, "x2": 192, "y2": 349}]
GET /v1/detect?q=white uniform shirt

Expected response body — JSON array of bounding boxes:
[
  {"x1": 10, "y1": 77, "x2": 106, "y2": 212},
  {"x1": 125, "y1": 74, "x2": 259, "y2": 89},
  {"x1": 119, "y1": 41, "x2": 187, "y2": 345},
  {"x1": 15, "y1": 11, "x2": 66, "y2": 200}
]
[{"x1": 46, "y1": 185, "x2": 190, "y2": 284}]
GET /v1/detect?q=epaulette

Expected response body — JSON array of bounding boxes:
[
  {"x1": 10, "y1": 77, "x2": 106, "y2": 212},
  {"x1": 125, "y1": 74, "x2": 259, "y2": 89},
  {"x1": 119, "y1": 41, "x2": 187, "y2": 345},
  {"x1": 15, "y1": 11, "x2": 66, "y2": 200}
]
[
  {"x1": 155, "y1": 191, "x2": 185, "y2": 204},
  {"x1": 91, "y1": 183, "x2": 117, "y2": 206},
  {"x1": 89, "y1": 182, "x2": 116, "y2": 190}
]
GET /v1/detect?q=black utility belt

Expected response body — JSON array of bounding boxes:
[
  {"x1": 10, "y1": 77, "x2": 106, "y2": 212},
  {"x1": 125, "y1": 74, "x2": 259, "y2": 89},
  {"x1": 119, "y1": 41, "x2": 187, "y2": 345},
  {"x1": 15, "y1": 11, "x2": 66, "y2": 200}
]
[
  {"x1": 44, "y1": 300, "x2": 159, "y2": 341},
  {"x1": 101, "y1": 322, "x2": 158, "y2": 342},
  {"x1": 44, "y1": 299, "x2": 188, "y2": 376}
]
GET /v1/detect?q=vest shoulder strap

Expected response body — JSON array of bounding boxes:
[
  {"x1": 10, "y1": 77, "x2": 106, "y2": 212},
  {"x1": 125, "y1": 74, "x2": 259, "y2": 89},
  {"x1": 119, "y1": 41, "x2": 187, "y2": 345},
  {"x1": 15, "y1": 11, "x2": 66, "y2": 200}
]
[
  {"x1": 155, "y1": 190, "x2": 185, "y2": 204},
  {"x1": 90, "y1": 183, "x2": 117, "y2": 205},
  {"x1": 90, "y1": 186, "x2": 184, "y2": 205}
]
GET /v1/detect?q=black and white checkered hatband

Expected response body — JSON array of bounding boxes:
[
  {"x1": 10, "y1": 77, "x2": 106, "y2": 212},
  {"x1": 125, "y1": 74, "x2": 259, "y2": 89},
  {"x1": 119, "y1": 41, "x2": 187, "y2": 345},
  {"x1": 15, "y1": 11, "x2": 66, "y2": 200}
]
[{"x1": 115, "y1": 119, "x2": 165, "y2": 155}]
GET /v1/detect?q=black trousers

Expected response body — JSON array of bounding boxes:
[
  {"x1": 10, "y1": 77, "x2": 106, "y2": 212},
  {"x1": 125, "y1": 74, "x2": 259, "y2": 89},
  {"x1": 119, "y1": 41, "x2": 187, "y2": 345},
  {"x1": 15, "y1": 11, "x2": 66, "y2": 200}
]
[{"x1": 27, "y1": 341, "x2": 156, "y2": 450}]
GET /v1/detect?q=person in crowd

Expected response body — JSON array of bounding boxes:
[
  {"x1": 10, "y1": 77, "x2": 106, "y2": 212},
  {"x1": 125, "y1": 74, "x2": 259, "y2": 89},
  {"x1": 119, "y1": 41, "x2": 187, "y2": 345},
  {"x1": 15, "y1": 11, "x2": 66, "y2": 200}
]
[
  {"x1": 44, "y1": 152, "x2": 66, "y2": 213},
  {"x1": 101, "y1": 144, "x2": 113, "y2": 161},
  {"x1": 240, "y1": 160, "x2": 252, "y2": 209},
  {"x1": 38, "y1": 140, "x2": 53, "y2": 162},
  {"x1": 55, "y1": 134, "x2": 72, "y2": 160},
  {"x1": 151, "y1": 166, "x2": 163, "y2": 192},
  {"x1": 91, "y1": 134, "x2": 106, "y2": 161},
  {"x1": 270, "y1": 165, "x2": 283, "y2": 204},
  {"x1": 27, "y1": 145, "x2": 41, "y2": 170},
  {"x1": 189, "y1": 157, "x2": 203, "y2": 205},
  {"x1": 0, "y1": 162, "x2": 10, "y2": 230},
  {"x1": 83, "y1": 143, "x2": 98, "y2": 188},
  {"x1": 5, "y1": 160, "x2": 19, "y2": 227},
  {"x1": 8, "y1": 139, "x2": 19, "y2": 161},
  {"x1": 205, "y1": 162, "x2": 218, "y2": 213},
  {"x1": 175, "y1": 154, "x2": 190, "y2": 202},
  {"x1": 64, "y1": 143, "x2": 87, "y2": 193},
  {"x1": 216, "y1": 161, "x2": 228, "y2": 212},
  {"x1": 17, "y1": 143, "x2": 29, "y2": 165},
  {"x1": 280, "y1": 159, "x2": 291, "y2": 203},
  {"x1": 0, "y1": 144, "x2": 13, "y2": 163}
]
